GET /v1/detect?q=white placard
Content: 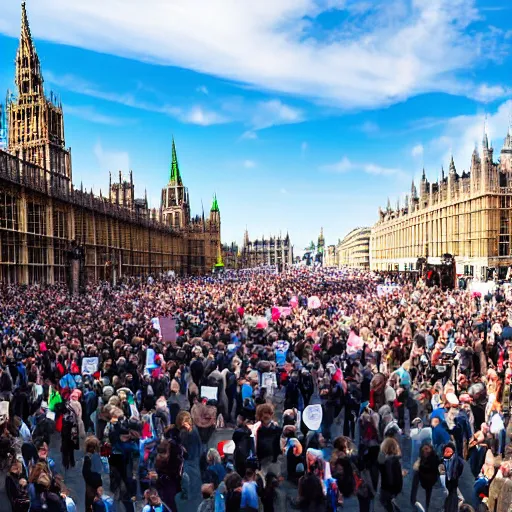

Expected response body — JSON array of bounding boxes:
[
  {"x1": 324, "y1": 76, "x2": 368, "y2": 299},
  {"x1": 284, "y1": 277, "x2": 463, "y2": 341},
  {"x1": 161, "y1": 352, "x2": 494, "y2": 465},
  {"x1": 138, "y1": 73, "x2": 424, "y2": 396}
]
[
  {"x1": 81, "y1": 357, "x2": 99, "y2": 375},
  {"x1": 201, "y1": 386, "x2": 218, "y2": 401},
  {"x1": 46, "y1": 410, "x2": 56, "y2": 421}
]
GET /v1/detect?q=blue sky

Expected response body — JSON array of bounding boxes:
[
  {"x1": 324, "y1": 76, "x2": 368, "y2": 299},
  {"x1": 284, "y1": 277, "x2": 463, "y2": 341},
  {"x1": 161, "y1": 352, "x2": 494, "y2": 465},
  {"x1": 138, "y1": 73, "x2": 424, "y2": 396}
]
[{"x1": 0, "y1": 0, "x2": 511, "y2": 250}]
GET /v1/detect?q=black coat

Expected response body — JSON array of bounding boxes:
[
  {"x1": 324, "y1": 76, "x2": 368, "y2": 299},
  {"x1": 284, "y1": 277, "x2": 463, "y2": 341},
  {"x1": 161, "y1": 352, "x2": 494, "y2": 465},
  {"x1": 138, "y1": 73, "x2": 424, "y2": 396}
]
[{"x1": 378, "y1": 453, "x2": 403, "y2": 496}]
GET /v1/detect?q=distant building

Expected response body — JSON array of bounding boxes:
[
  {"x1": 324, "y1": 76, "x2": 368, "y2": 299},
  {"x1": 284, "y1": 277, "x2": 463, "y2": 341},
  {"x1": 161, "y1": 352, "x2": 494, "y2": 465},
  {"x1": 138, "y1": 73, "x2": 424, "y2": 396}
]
[
  {"x1": 0, "y1": 3, "x2": 220, "y2": 284},
  {"x1": 324, "y1": 245, "x2": 336, "y2": 267},
  {"x1": 336, "y1": 227, "x2": 371, "y2": 269},
  {"x1": 241, "y1": 230, "x2": 293, "y2": 269},
  {"x1": 370, "y1": 128, "x2": 512, "y2": 279},
  {"x1": 222, "y1": 242, "x2": 240, "y2": 270}
]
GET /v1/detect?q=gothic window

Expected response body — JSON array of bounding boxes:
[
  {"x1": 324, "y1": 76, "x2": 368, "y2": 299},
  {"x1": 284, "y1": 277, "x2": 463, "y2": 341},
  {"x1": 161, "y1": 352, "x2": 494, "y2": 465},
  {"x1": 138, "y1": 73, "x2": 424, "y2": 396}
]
[
  {"x1": 27, "y1": 201, "x2": 46, "y2": 235},
  {"x1": 0, "y1": 192, "x2": 18, "y2": 230}
]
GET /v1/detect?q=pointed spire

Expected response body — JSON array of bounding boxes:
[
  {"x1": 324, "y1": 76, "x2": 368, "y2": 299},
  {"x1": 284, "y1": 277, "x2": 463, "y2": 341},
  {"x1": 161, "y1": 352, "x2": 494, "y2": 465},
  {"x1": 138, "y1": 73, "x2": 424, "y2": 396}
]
[
  {"x1": 16, "y1": 2, "x2": 43, "y2": 97},
  {"x1": 211, "y1": 193, "x2": 219, "y2": 212},
  {"x1": 386, "y1": 197, "x2": 391, "y2": 210},
  {"x1": 449, "y1": 156, "x2": 456, "y2": 175},
  {"x1": 503, "y1": 114, "x2": 512, "y2": 151},
  {"x1": 421, "y1": 168, "x2": 426, "y2": 180},
  {"x1": 483, "y1": 115, "x2": 489, "y2": 150},
  {"x1": 170, "y1": 137, "x2": 183, "y2": 185},
  {"x1": 441, "y1": 166, "x2": 445, "y2": 181},
  {"x1": 411, "y1": 178, "x2": 417, "y2": 198}
]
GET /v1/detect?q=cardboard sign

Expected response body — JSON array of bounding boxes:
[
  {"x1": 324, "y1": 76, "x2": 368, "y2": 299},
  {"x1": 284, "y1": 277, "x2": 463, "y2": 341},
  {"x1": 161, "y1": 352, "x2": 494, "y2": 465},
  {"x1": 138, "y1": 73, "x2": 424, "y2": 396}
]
[
  {"x1": 159, "y1": 317, "x2": 177, "y2": 343},
  {"x1": 201, "y1": 386, "x2": 218, "y2": 401},
  {"x1": 81, "y1": 357, "x2": 99, "y2": 375}
]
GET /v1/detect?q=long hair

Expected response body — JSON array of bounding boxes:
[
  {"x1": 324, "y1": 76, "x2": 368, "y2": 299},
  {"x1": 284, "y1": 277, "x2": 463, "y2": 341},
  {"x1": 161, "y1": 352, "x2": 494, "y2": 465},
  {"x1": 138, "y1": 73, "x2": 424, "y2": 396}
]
[{"x1": 380, "y1": 437, "x2": 401, "y2": 457}]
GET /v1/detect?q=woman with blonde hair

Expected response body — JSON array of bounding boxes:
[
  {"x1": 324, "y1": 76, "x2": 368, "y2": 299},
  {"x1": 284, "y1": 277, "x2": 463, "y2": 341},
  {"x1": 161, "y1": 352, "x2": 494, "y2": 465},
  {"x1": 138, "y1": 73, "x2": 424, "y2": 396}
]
[
  {"x1": 377, "y1": 438, "x2": 403, "y2": 512},
  {"x1": 82, "y1": 435, "x2": 102, "y2": 512}
]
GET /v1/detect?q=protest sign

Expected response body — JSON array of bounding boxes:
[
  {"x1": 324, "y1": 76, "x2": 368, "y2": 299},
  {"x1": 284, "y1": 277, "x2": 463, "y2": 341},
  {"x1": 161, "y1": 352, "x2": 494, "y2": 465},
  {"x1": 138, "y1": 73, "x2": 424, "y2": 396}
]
[
  {"x1": 303, "y1": 404, "x2": 322, "y2": 431},
  {"x1": 81, "y1": 357, "x2": 99, "y2": 375},
  {"x1": 201, "y1": 386, "x2": 218, "y2": 401},
  {"x1": 159, "y1": 317, "x2": 177, "y2": 343}
]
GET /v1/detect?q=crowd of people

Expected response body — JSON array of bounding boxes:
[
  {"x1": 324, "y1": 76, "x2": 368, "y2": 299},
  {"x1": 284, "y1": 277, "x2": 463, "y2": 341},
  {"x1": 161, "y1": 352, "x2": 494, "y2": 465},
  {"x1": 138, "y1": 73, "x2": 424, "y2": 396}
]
[{"x1": 0, "y1": 266, "x2": 511, "y2": 512}]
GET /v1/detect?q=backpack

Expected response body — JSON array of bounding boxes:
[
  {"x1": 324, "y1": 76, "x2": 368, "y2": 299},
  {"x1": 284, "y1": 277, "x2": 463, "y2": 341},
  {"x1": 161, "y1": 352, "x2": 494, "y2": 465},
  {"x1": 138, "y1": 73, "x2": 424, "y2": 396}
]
[{"x1": 62, "y1": 406, "x2": 79, "y2": 449}]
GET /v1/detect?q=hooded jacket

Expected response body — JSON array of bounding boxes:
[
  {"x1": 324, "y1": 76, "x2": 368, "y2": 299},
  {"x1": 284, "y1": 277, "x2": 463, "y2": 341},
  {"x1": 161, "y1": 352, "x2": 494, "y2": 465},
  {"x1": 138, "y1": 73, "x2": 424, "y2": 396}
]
[{"x1": 377, "y1": 452, "x2": 403, "y2": 495}]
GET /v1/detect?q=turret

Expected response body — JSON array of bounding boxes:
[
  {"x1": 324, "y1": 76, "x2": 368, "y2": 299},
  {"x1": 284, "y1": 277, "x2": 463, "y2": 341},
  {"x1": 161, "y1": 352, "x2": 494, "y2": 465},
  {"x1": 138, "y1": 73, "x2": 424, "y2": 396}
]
[
  {"x1": 210, "y1": 193, "x2": 221, "y2": 227},
  {"x1": 501, "y1": 124, "x2": 512, "y2": 173}
]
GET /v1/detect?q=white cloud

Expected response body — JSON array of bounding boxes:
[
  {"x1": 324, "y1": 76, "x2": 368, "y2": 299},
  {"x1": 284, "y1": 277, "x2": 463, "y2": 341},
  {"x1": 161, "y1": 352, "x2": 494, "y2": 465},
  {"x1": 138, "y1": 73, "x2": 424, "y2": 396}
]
[
  {"x1": 46, "y1": 72, "x2": 300, "y2": 131},
  {"x1": 360, "y1": 121, "x2": 379, "y2": 134},
  {"x1": 93, "y1": 141, "x2": 130, "y2": 174},
  {"x1": 470, "y1": 84, "x2": 511, "y2": 103},
  {"x1": 2, "y1": 0, "x2": 505, "y2": 109},
  {"x1": 65, "y1": 105, "x2": 127, "y2": 125},
  {"x1": 411, "y1": 144, "x2": 424, "y2": 158},
  {"x1": 250, "y1": 100, "x2": 303, "y2": 130},
  {"x1": 424, "y1": 99, "x2": 512, "y2": 175},
  {"x1": 196, "y1": 85, "x2": 209, "y2": 95},
  {"x1": 176, "y1": 105, "x2": 228, "y2": 126},
  {"x1": 322, "y1": 156, "x2": 405, "y2": 177},
  {"x1": 243, "y1": 160, "x2": 256, "y2": 169},
  {"x1": 241, "y1": 131, "x2": 258, "y2": 140}
]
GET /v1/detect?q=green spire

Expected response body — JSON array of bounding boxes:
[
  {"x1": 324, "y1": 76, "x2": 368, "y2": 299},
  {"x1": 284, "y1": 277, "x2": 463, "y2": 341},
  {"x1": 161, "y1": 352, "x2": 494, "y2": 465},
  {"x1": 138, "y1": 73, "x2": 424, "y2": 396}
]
[
  {"x1": 211, "y1": 193, "x2": 219, "y2": 212},
  {"x1": 169, "y1": 137, "x2": 182, "y2": 184}
]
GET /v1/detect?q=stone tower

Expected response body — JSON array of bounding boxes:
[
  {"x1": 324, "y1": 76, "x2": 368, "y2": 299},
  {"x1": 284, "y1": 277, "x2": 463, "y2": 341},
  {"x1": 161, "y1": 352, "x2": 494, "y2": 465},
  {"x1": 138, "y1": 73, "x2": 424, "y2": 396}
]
[
  {"x1": 109, "y1": 170, "x2": 134, "y2": 209},
  {"x1": 7, "y1": 3, "x2": 71, "y2": 191},
  {"x1": 161, "y1": 138, "x2": 190, "y2": 228},
  {"x1": 501, "y1": 125, "x2": 512, "y2": 174}
]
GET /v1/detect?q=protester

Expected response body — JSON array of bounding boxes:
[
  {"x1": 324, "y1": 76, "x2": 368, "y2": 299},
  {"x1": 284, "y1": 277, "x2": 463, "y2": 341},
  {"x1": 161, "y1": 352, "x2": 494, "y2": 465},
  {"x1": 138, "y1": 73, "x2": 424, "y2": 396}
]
[{"x1": 0, "y1": 266, "x2": 511, "y2": 512}]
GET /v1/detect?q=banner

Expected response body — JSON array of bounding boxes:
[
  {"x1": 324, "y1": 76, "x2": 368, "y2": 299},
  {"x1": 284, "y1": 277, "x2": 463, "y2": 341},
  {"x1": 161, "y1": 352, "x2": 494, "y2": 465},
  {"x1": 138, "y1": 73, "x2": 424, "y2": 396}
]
[
  {"x1": 159, "y1": 317, "x2": 177, "y2": 343},
  {"x1": 377, "y1": 284, "x2": 400, "y2": 297},
  {"x1": 81, "y1": 357, "x2": 99, "y2": 375},
  {"x1": 151, "y1": 317, "x2": 177, "y2": 343}
]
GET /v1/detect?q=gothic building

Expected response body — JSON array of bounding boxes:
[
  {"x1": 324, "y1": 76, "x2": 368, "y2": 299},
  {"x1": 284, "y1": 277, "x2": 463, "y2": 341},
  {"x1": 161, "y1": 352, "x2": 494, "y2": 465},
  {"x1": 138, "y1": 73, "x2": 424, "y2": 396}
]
[
  {"x1": 0, "y1": 3, "x2": 221, "y2": 284},
  {"x1": 370, "y1": 127, "x2": 512, "y2": 279},
  {"x1": 241, "y1": 230, "x2": 293, "y2": 269}
]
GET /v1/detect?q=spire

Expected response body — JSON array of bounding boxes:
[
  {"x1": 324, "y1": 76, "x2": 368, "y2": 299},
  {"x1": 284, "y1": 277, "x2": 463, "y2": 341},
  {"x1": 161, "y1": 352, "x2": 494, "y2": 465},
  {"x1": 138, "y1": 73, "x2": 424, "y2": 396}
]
[
  {"x1": 0, "y1": 102, "x2": 6, "y2": 150},
  {"x1": 449, "y1": 156, "x2": 456, "y2": 175},
  {"x1": 504, "y1": 116, "x2": 512, "y2": 151},
  {"x1": 421, "y1": 168, "x2": 426, "y2": 181},
  {"x1": 211, "y1": 193, "x2": 219, "y2": 212},
  {"x1": 169, "y1": 137, "x2": 182, "y2": 185},
  {"x1": 411, "y1": 178, "x2": 417, "y2": 198},
  {"x1": 16, "y1": 2, "x2": 44, "y2": 98},
  {"x1": 386, "y1": 197, "x2": 391, "y2": 210},
  {"x1": 483, "y1": 115, "x2": 489, "y2": 150},
  {"x1": 441, "y1": 165, "x2": 445, "y2": 181}
]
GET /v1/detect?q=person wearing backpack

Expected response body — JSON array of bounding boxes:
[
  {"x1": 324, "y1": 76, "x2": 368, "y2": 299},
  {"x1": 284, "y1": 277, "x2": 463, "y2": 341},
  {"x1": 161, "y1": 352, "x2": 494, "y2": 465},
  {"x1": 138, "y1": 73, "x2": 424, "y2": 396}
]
[
  {"x1": 61, "y1": 402, "x2": 80, "y2": 470},
  {"x1": 233, "y1": 413, "x2": 254, "y2": 477}
]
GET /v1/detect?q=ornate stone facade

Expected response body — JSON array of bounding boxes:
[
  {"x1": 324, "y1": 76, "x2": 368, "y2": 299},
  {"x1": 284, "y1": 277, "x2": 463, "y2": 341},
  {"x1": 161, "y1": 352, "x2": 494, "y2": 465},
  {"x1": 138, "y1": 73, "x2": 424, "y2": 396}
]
[
  {"x1": 241, "y1": 230, "x2": 293, "y2": 269},
  {"x1": 0, "y1": 3, "x2": 221, "y2": 284},
  {"x1": 334, "y1": 227, "x2": 371, "y2": 269},
  {"x1": 370, "y1": 129, "x2": 512, "y2": 279}
]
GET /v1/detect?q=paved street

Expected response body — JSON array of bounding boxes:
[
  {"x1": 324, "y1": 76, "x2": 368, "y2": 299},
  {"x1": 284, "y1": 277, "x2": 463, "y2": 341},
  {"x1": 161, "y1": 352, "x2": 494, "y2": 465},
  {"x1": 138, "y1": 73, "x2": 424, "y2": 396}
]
[{"x1": 49, "y1": 392, "x2": 477, "y2": 512}]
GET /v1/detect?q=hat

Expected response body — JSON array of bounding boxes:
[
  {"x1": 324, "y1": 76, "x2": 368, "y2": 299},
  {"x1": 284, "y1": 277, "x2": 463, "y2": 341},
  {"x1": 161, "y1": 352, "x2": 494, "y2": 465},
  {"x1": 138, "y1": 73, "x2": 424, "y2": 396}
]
[{"x1": 411, "y1": 417, "x2": 423, "y2": 427}]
